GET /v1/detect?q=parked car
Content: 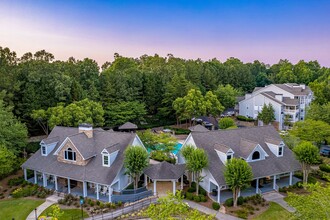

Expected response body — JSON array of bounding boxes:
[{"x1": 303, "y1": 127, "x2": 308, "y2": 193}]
[{"x1": 320, "y1": 148, "x2": 330, "y2": 157}]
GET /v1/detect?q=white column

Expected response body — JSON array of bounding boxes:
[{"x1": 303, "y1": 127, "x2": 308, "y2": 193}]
[
  {"x1": 108, "y1": 186, "x2": 112, "y2": 202},
  {"x1": 144, "y1": 175, "x2": 148, "y2": 188},
  {"x1": 96, "y1": 184, "x2": 99, "y2": 200},
  {"x1": 153, "y1": 180, "x2": 157, "y2": 196},
  {"x1": 217, "y1": 186, "x2": 221, "y2": 203},
  {"x1": 67, "y1": 178, "x2": 71, "y2": 194},
  {"x1": 83, "y1": 182, "x2": 87, "y2": 197},
  {"x1": 255, "y1": 179, "x2": 259, "y2": 194},
  {"x1": 181, "y1": 175, "x2": 183, "y2": 190},
  {"x1": 34, "y1": 171, "x2": 37, "y2": 184},
  {"x1": 54, "y1": 175, "x2": 58, "y2": 191},
  {"x1": 289, "y1": 172, "x2": 293, "y2": 186},
  {"x1": 172, "y1": 180, "x2": 176, "y2": 195},
  {"x1": 24, "y1": 169, "x2": 27, "y2": 181},
  {"x1": 42, "y1": 173, "x2": 47, "y2": 187},
  {"x1": 273, "y1": 175, "x2": 276, "y2": 190}
]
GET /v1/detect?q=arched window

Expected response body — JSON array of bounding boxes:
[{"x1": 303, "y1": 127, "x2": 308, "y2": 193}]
[
  {"x1": 252, "y1": 151, "x2": 260, "y2": 160},
  {"x1": 64, "y1": 148, "x2": 76, "y2": 161}
]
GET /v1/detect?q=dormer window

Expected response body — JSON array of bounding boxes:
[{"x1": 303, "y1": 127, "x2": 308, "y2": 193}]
[
  {"x1": 41, "y1": 145, "x2": 47, "y2": 156},
  {"x1": 252, "y1": 151, "x2": 260, "y2": 160},
  {"x1": 103, "y1": 154, "x2": 110, "y2": 167},
  {"x1": 64, "y1": 148, "x2": 76, "y2": 161},
  {"x1": 278, "y1": 145, "x2": 283, "y2": 156}
]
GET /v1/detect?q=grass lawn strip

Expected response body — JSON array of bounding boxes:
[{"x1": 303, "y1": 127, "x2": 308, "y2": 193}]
[
  {"x1": 40, "y1": 204, "x2": 89, "y2": 219},
  {"x1": 0, "y1": 198, "x2": 45, "y2": 220},
  {"x1": 253, "y1": 202, "x2": 292, "y2": 220}
]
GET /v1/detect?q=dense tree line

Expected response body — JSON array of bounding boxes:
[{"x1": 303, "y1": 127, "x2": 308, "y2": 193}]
[{"x1": 0, "y1": 46, "x2": 329, "y2": 135}]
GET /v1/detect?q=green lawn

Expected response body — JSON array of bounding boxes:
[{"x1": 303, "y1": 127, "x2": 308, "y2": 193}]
[
  {"x1": 253, "y1": 202, "x2": 292, "y2": 220},
  {"x1": 40, "y1": 204, "x2": 89, "y2": 219},
  {"x1": 0, "y1": 198, "x2": 45, "y2": 220}
]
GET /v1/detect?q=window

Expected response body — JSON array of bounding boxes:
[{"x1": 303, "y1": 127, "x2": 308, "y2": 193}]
[
  {"x1": 41, "y1": 145, "x2": 46, "y2": 155},
  {"x1": 227, "y1": 154, "x2": 232, "y2": 160},
  {"x1": 103, "y1": 154, "x2": 110, "y2": 166},
  {"x1": 64, "y1": 148, "x2": 76, "y2": 161},
  {"x1": 252, "y1": 151, "x2": 260, "y2": 160},
  {"x1": 278, "y1": 147, "x2": 283, "y2": 156}
]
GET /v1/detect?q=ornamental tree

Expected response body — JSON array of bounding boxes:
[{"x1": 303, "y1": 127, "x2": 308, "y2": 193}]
[
  {"x1": 124, "y1": 146, "x2": 149, "y2": 190},
  {"x1": 257, "y1": 103, "x2": 275, "y2": 125},
  {"x1": 185, "y1": 148, "x2": 208, "y2": 194},
  {"x1": 181, "y1": 145, "x2": 195, "y2": 187},
  {"x1": 224, "y1": 158, "x2": 253, "y2": 207},
  {"x1": 293, "y1": 141, "x2": 320, "y2": 185}
]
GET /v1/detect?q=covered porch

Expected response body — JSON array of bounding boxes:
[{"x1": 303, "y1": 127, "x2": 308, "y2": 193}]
[
  {"x1": 143, "y1": 161, "x2": 186, "y2": 196},
  {"x1": 208, "y1": 171, "x2": 301, "y2": 203},
  {"x1": 25, "y1": 168, "x2": 113, "y2": 202}
]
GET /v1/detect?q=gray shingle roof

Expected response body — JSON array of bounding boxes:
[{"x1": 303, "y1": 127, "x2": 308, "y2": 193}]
[
  {"x1": 214, "y1": 143, "x2": 231, "y2": 153},
  {"x1": 282, "y1": 97, "x2": 299, "y2": 106},
  {"x1": 22, "y1": 126, "x2": 136, "y2": 185},
  {"x1": 144, "y1": 161, "x2": 186, "y2": 180},
  {"x1": 68, "y1": 133, "x2": 96, "y2": 159},
  {"x1": 191, "y1": 126, "x2": 300, "y2": 186},
  {"x1": 260, "y1": 92, "x2": 285, "y2": 105},
  {"x1": 42, "y1": 136, "x2": 60, "y2": 144},
  {"x1": 189, "y1": 124, "x2": 210, "y2": 132},
  {"x1": 239, "y1": 138, "x2": 259, "y2": 158},
  {"x1": 274, "y1": 84, "x2": 311, "y2": 96},
  {"x1": 118, "y1": 122, "x2": 138, "y2": 130}
]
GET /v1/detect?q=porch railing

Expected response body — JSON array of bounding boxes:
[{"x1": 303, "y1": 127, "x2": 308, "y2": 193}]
[
  {"x1": 121, "y1": 186, "x2": 147, "y2": 194},
  {"x1": 111, "y1": 190, "x2": 153, "y2": 203}
]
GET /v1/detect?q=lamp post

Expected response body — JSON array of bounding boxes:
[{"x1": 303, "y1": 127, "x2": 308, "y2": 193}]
[
  {"x1": 34, "y1": 208, "x2": 37, "y2": 220},
  {"x1": 80, "y1": 198, "x2": 84, "y2": 220}
]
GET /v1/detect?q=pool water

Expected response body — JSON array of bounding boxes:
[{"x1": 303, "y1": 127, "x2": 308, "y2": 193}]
[{"x1": 147, "y1": 143, "x2": 183, "y2": 155}]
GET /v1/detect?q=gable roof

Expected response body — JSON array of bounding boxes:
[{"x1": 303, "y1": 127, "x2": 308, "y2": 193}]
[
  {"x1": 239, "y1": 138, "x2": 259, "y2": 158},
  {"x1": 274, "y1": 84, "x2": 312, "y2": 96},
  {"x1": 118, "y1": 122, "x2": 138, "y2": 130},
  {"x1": 67, "y1": 133, "x2": 96, "y2": 159},
  {"x1": 144, "y1": 161, "x2": 186, "y2": 180},
  {"x1": 214, "y1": 143, "x2": 231, "y2": 153},
  {"x1": 189, "y1": 124, "x2": 210, "y2": 132},
  {"x1": 22, "y1": 126, "x2": 136, "y2": 185},
  {"x1": 190, "y1": 126, "x2": 300, "y2": 186}
]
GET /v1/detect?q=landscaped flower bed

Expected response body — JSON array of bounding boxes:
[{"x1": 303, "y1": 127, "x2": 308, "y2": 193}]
[
  {"x1": 11, "y1": 183, "x2": 53, "y2": 198},
  {"x1": 58, "y1": 194, "x2": 124, "y2": 215}
]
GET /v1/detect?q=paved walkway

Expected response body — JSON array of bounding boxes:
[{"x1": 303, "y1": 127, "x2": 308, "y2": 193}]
[
  {"x1": 184, "y1": 200, "x2": 242, "y2": 220},
  {"x1": 263, "y1": 192, "x2": 295, "y2": 213},
  {"x1": 26, "y1": 195, "x2": 62, "y2": 220}
]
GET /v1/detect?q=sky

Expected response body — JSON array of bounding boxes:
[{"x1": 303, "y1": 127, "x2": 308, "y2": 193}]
[{"x1": 1, "y1": 0, "x2": 330, "y2": 66}]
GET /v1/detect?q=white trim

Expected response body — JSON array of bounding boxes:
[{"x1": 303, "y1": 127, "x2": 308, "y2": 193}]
[
  {"x1": 247, "y1": 144, "x2": 269, "y2": 162},
  {"x1": 54, "y1": 137, "x2": 70, "y2": 155},
  {"x1": 101, "y1": 149, "x2": 109, "y2": 154},
  {"x1": 102, "y1": 154, "x2": 110, "y2": 167}
]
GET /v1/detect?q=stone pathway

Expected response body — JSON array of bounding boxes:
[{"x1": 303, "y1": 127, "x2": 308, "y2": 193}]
[
  {"x1": 263, "y1": 192, "x2": 295, "y2": 213},
  {"x1": 26, "y1": 195, "x2": 62, "y2": 220},
  {"x1": 184, "y1": 200, "x2": 242, "y2": 220}
]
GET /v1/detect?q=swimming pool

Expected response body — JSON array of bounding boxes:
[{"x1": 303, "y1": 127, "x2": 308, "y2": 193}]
[{"x1": 147, "y1": 143, "x2": 183, "y2": 155}]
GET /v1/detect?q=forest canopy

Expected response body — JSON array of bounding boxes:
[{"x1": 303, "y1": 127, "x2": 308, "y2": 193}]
[{"x1": 0, "y1": 46, "x2": 329, "y2": 135}]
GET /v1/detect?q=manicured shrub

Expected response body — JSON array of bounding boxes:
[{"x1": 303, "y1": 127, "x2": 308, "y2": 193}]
[
  {"x1": 198, "y1": 187, "x2": 207, "y2": 196},
  {"x1": 187, "y1": 187, "x2": 195, "y2": 193},
  {"x1": 8, "y1": 177, "x2": 25, "y2": 187},
  {"x1": 224, "y1": 198, "x2": 233, "y2": 207},
  {"x1": 237, "y1": 196, "x2": 244, "y2": 205},
  {"x1": 193, "y1": 195, "x2": 201, "y2": 202},
  {"x1": 199, "y1": 195, "x2": 207, "y2": 202},
  {"x1": 191, "y1": 182, "x2": 196, "y2": 188},
  {"x1": 308, "y1": 176, "x2": 317, "y2": 184},
  {"x1": 319, "y1": 164, "x2": 330, "y2": 173},
  {"x1": 219, "y1": 117, "x2": 236, "y2": 129},
  {"x1": 212, "y1": 202, "x2": 220, "y2": 210},
  {"x1": 117, "y1": 201, "x2": 123, "y2": 206},
  {"x1": 237, "y1": 115, "x2": 255, "y2": 122},
  {"x1": 186, "y1": 192, "x2": 193, "y2": 200}
]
